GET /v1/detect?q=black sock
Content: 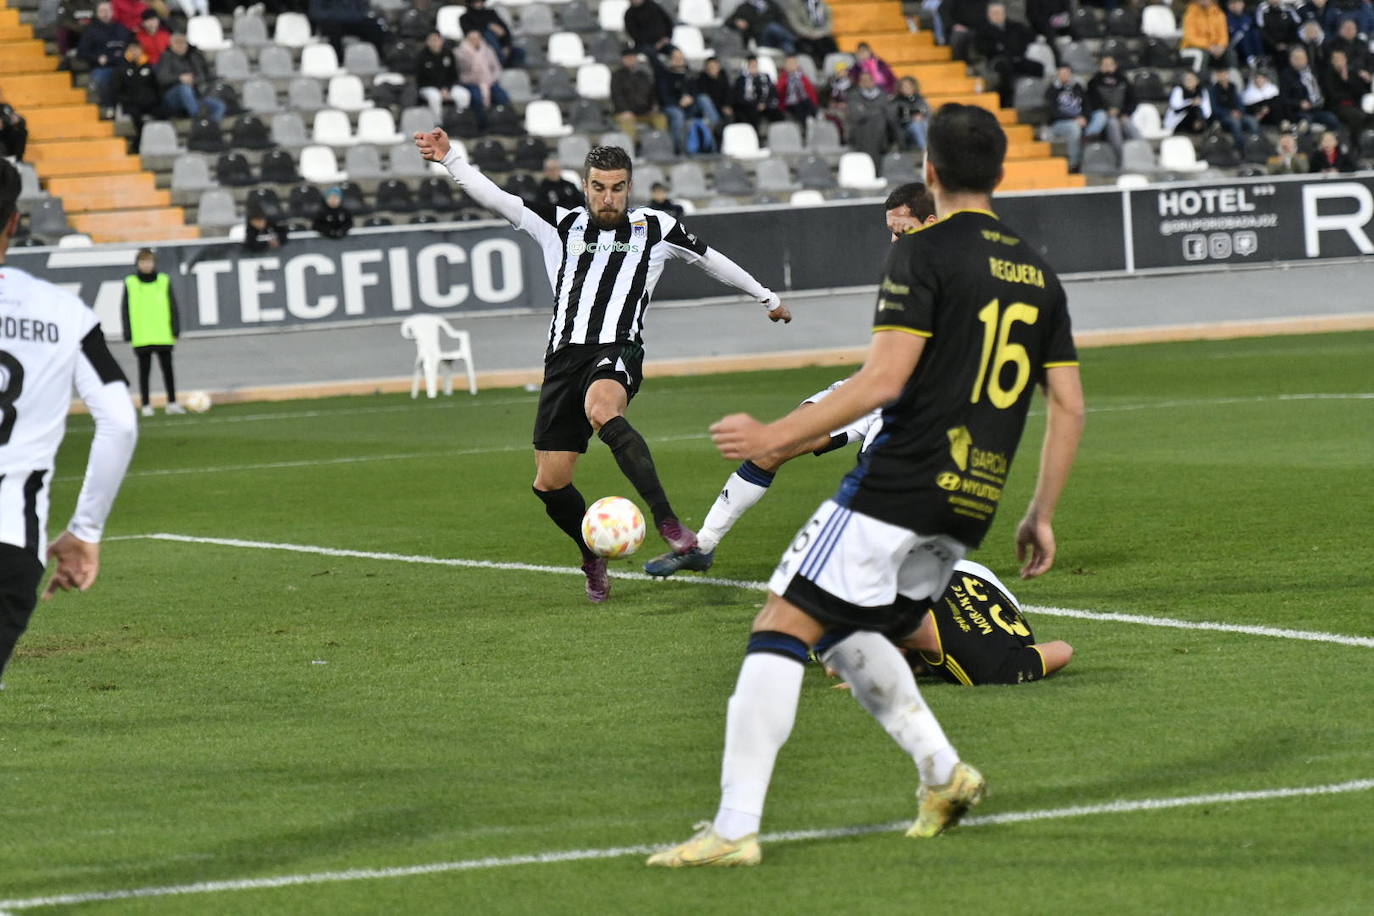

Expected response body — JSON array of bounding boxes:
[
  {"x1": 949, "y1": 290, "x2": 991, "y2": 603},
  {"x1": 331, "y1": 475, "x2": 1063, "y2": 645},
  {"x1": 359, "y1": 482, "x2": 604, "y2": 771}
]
[
  {"x1": 597, "y1": 416, "x2": 675, "y2": 526},
  {"x1": 533, "y1": 484, "x2": 597, "y2": 563}
]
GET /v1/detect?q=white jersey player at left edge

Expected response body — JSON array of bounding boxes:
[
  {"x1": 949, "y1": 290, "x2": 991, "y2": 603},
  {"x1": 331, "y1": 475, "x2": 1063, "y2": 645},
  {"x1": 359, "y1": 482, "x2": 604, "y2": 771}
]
[{"x1": 0, "y1": 159, "x2": 138, "y2": 686}]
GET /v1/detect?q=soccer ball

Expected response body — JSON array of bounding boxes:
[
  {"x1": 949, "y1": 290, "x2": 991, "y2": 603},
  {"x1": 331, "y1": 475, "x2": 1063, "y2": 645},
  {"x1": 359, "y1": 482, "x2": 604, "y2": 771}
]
[
  {"x1": 581, "y1": 496, "x2": 646, "y2": 558},
  {"x1": 183, "y1": 391, "x2": 212, "y2": 414}
]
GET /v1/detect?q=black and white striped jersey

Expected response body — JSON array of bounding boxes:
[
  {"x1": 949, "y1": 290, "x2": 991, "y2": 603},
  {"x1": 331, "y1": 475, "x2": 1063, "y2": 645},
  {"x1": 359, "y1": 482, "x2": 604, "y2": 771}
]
[{"x1": 0, "y1": 265, "x2": 137, "y2": 558}]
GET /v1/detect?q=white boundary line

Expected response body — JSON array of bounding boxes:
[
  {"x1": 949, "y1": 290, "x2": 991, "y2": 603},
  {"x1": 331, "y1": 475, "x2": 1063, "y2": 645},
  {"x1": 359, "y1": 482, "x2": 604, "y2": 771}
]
[
  {"x1": 2, "y1": 779, "x2": 1370, "y2": 911},
  {"x1": 128, "y1": 534, "x2": 1374, "y2": 649}
]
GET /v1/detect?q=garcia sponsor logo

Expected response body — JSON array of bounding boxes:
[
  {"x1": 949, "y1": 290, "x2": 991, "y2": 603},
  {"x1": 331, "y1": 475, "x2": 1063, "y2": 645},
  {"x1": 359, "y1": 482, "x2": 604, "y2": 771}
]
[{"x1": 569, "y1": 239, "x2": 642, "y2": 255}]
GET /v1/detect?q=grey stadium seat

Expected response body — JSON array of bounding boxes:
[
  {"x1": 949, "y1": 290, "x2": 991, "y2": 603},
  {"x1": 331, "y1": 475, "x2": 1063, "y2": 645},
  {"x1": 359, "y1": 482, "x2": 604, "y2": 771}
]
[
  {"x1": 668, "y1": 161, "x2": 708, "y2": 197},
  {"x1": 631, "y1": 164, "x2": 666, "y2": 201},
  {"x1": 343, "y1": 43, "x2": 382, "y2": 76},
  {"x1": 519, "y1": 4, "x2": 557, "y2": 36},
  {"x1": 16, "y1": 162, "x2": 45, "y2": 202},
  {"x1": 569, "y1": 99, "x2": 612, "y2": 133},
  {"x1": 139, "y1": 120, "x2": 181, "y2": 155},
  {"x1": 639, "y1": 129, "x2": 676, "y2": 163},
  {"x1": 755, "y1": 157, "x2": 796, "y2": 192},
  {"x1": 232, "y1": 13, "x2": 270, "y2": 48},
  {"x1": 560, "y1": 0, "x2": 598, "y2": 31},
  {"x1": 257, "y1": 45, "x2": 296, "y2": 79},
  {"x1": 241, "y1": 78, "x2": 281, "y2": 113},
  {"x1": 766, "y1": 120, "x2": 803, "y2": 155},
  {"x1": 400, "y1": 106, "x2": 436, "y2": 137},
  {"x1": 196, "y1": 189, "x2": 239, "y2": 230},
  {"x1": 537, "y1": 67, "x2": 577, "y2": 101},
  {"x1": 288, "y1": 78, "x2": 327, "y2": 113},
  {"x1": 1081, "y1": 142, "x2": 1119, "y2": 176},
  {"x1": 806, "y1": 118, "x2": 842, "y2": 154},
  {"x1": 388, "y1": 141, "x2": 432, "y2": 177},
  {"x1": 271, "y1": 112, "x2": 310, "y2": 148},
  {"x1": 597, "y1": 130, "x2": 633, "y2": 151},
  {"x1": 881, "y1": 151, "x2": 918, "y2": 182},
  {"x1": 502, "y1": 68, "x2": 534, "y2": 104},
  {"x1": 29, "y1": 199, "x2": 70, "y2": 240},
  {"x1": 215, "y1": 48, "x2": 250, "y2": 81},
  {"x1": 558, "y1": 133, "x2": 592, "y2": 167},
  {"x1": 713, "y1": 159, "x2": 753, "y2": 195},
  {"x1": 797, "y1": 154, "x2": 837, "y2": 189},
  {"x1": 345, "y1": 144, "x2": 385, "y2": 179},
  {"x1": 171, "y1": 154, "x2": 216, "y2": 191},
  {"x1": 1121, "y1": 139, "x2": 1157, "y2": 173}
]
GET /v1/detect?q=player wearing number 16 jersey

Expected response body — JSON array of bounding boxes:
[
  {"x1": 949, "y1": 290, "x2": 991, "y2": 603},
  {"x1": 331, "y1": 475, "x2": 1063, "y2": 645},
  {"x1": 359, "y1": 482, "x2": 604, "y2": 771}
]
[
  {"x1": 0, "y1": 159, "x2": 138, "y2": 684},
  {"x1": 651, "y1": 104, "x2": 1085, "y2": 867}
]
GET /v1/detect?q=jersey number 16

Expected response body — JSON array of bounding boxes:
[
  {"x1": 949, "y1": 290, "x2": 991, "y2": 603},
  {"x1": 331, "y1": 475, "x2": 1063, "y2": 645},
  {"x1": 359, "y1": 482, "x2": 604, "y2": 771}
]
[{"x1": 971, "y1": 299, "x2": 1038, "y2": 409}]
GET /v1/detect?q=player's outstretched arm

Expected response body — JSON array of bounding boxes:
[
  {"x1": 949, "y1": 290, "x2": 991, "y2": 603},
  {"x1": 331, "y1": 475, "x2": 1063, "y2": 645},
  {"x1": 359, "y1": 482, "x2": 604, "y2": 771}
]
[
  {"x1": 1032, "y1": 640, "x2": 1074, "y2": 676},
  {"x1": 713, "y1": 329, "x2": 921, "y2": 460},
  {"x1": 686, "y1": 246, "x2": 790, "y2": 323},
  {"x1": 1016, "y1": 365, "x2": 1085, "y2": 578},
  {"x1": 414, "y1": 128, "x2": 527, "y2": 228}
]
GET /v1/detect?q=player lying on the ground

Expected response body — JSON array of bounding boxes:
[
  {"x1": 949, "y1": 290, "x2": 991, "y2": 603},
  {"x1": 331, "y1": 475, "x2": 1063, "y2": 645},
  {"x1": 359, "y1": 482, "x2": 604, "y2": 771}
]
[
  {"x1": 643, "y1": 181, "x2": 937, "y2": 578},
  {"x1": 416, "y1": 130, "x2": 790, "y2": 604},
  {"x1": 822, "y1": 559, "x2": 1073, "y2": 686}
]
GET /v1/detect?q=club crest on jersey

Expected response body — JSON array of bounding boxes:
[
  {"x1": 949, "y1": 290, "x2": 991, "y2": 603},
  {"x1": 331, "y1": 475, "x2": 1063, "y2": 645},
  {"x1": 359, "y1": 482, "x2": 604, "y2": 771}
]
[{"x1": 632, "y1": 221, "x2": 646, "y2": 235}]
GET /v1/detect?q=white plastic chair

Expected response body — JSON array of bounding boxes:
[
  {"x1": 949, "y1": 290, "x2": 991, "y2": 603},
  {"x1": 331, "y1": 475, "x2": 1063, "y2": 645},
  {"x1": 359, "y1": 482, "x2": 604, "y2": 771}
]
[
  {"x1": 671, "y1": 25, "x2": 709, "y2": 63},
  {"x1": 546, "y1": 32, "x2": 591, "y2": 67},
  {"x1": 575, "y1": 63, "x2": 611, "y2": 100},
  {"x1": 721, "y1": 122, "x2": 768, "y2": 159},
  {"x1": 56, "y1": 233, "x2": 94, "y2": 248},
  {"x1": 1131, "y1": 103, "x2": 1169, "y2": 140},
  {"x1": 402, "y1": 315, "x2": 477, "y2": 398},
  {"x1": 300, "y1": 43, "x2": 342, "y2": 78},
  {"x1": 1140, "y1": 4, "x2": 1180, "y2": 39},
  {"x1": 789, "y1": 189, "x2": 825, "y2": 205},
  {"x1": 187, "y1": 15, "x2": 233, "y2": 51},
  {"x1": 327, "y1": 74, "x2": 371, "y2": 111},
  {"x1": 312, "y1": 109, "x2": 356, "y2": 146},
  {"x1": 273, "y1": 12, "x2": 313, "y2": 48},
  {"x1": 299, "y1": 144, "x2": 348, "y2": 182},
  {"x1": 677, "y1": 0, "x2": 719, "y2": 27},
  {"x1": 436, "y1": 5, "x2": 467, "y2": 40},
  {"x1": 1116, "y1": 173, "x2": 1150, "y2": 188},
  {"x1": 525, "y1": 99, "x2": 573, "y2": 137},
  {"x1": 598, "y1": 0, "x2": 629, "y2": 31},
  {"x1": 837, "y1": 151, "x2": 886, "y2": 190},
  {"x1": 1159, "y1": 135, "x2": 1207, "y2": 172},
  {"x1": 356, "y1": 108, "x2": 404, "y2": 144}
]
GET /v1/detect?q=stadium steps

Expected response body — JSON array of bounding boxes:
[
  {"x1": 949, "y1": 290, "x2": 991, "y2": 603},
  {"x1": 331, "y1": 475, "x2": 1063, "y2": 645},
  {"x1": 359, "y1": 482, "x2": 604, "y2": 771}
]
[
  {"x1": 828, "y1": 0, "x2": 1085, "y2": 190},
  {"x1": 0, "y1": 0, "x2": 190, "y2": 242}
]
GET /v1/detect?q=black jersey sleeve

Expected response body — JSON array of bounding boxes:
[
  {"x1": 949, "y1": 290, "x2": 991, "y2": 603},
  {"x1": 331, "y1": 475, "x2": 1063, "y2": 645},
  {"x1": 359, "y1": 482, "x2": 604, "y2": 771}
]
[
  {"x1": 989, "y1": 646, "x2": 1049, "y2": 685},
  {"x1": 1041, "y1": 281, "x2": 1078, "y2": 369},
  {"x1": 872, "y1": 233, "x2": 937, "y2": 337},
  {"x1": 663, "y1": 217, "x2": 709, "y2": 257},
  {"x1": 527, "y1": 200, "x2": 561, "y2": 228}
]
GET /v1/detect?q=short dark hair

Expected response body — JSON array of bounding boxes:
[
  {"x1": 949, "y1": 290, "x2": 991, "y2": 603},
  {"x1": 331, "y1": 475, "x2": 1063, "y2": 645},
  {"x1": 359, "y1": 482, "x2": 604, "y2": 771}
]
[
  {"x1": 925, "y1": 103, "x2": 1006, "y2": 195},
  {"x1": 884, "y1": 182, "x2": 935, "y2": 222},
  {"x1": 0, "y1": 158, "x2": 19, "y2": 232},
  {"x1": 583, "y1": 145, "x2": 633, "y2": 180},
  {"x1": 136, "y1": 247, "x2": 155, "y2": 260}
]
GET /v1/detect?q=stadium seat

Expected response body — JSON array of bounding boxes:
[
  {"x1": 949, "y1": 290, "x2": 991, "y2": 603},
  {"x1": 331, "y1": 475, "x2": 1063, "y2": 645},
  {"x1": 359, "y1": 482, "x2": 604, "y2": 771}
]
[
  {"x1": 1131, "y1": 71, "x2": 1166, "y2": 103},
  {"x1": 506, "y1": 172, "x2": 541, "y2": 203},
  {"x1": 806, "y1": 118, "x2": 842, "y2": 154},
  {"x1": 402, "y1": 315, "x2": 477, "y2": 398},
  {"x1": 343, "y1": 43, "x2": 382, "y2": 77},
  {"x1": 1060, "y1": 42, "x2": 1095, "y2": 75},
  {"x1": 327, "y1": 75, "x2": 370, "y2": 111},
  {"x1": 1106, "y1": 7, "x2": 1140, "y2": 36},
  {"x1": 399, "y1": 7, "x2": 435, "y2": 41},
  {"x1": 560, "y1": 1, "x2": 598, "y2": 31},
  {"x1": 1025, "y1": 39, "x2": 1056, "y2": 76},
  {"x1": 1140, "y1": 4, "x2": 1181, "y2": 39},
  {"x1": 753, "y1": 56, "x2": 778, "y2": 82},
  {"x1": 598, "y1": 0, "x2": 629, "y2": 31},
  {"x1": 678, "y1": 0, "x2": 719, "y2": 27},
  {"x1": 668, "y1": 161, "x2": 708, "y2": 197},
  {"x1": 1080, "y1": 141, "x2": 1119, "y2": 176},
  {"x1": 301, "y1": 43, "x2": 342, "y2": 79},
  {"x1": 197, "y1": 189, "x2": 239, "y2": 230},
  {"x1": 880, "y1": 151, "x2": 918, "y2": 183},
  {"x1": 273, "y1": 12, "x2": 313, "y2": 48},
  {"x1": 260, "y1": 148, "x2": 300, "y2": 183},
  {"x1": 186, "y1": 117, "x2": 227, "y2": 152},
  {"x1": 1131, "y1": 103, "x2": 1169, "y2": 140},
  {"x1": 229, "y1": 114, "x2": 271, "y2": 150},
  {"x1": 300, "y1": 145, "x2": 348, "y2": 182},
  {"x1": 576, "y1": 63, "x2": 612, "y2": 100},
  {"x1": 797, "y1": 154, "x2": 836, "y2": 189},
  {"x1": 525, "y1": 100, "x2": 574, "y2": 137},
  {"x1": 345, "y1": 145, "x2": 385, "y2": 179},
  {"x1": 789, "y1": 189, "x2": 824, "y2": 205},
  {"x1": 216, "y1": 152, "x2": 256, "y2": 186},
  {"x1": 1159, "y1": 136, "x2": 1207, "y2": 172},
  {"x1": 1100, "y1": 38, "x2": 1140, "y2": 70},
  {"x1": 569, "y1": 99, "x2": 612, "y2": 133},
  {"x1": 486, "y1": 105, "x2": 524, "y2": 136},
  {"x1": 364, "y1": 216, "x2": 394, "y2": 227},
  {"x1": 289, "y1": 183, "x2": 325, "y2": 218},
  {"x1": 837, "y1": 152, "x2": 885, "y2": 191},
  {"x1": 357, "y1": 108, "x2": 404, "y2": 145},
  {"x1": 1203, "y1": 133, "x2": 1240, "y2": 167},
  {"x1": 471, "y1": 138, "x2": 512, "y2": 171},
  {"x1": 386, "y1": 39, "x2": 420, "y2": 74},
  {"x1": 547, "y1": 32, "x2": 591, "y2": 67},
  {"x1": 1012, "y1": 76, "x2": 1050, "y2": 116},
  {"x1": 713, "y1": 159, "x2": 753, "y2": 195},
  {"x1": 15, "y1": 163, "x2": 43, "y2": 203},
  {"x1": 167, "y1": 154, "x2": 214, "y2": 193},
  {"x1": 214, "y1": 48, "x2": 251, "y2": 81},
  {"x1": 1121, "y1": 138, "x2": 1158, "y2": 172},
  {"x1": 721, "y1": 122, "x2": 768, "y2": 159},
  {"x1": 388, "y1": 141, "x2": 431, "y2": 177},
  {"x1": 1116, "y1": 172, "x2": 1150, "y2": 188},
  {"x1": 257, "y1": 44, "x2": 295, "y2": 79},
  {"x1": 232, "y1": 13, "x2": 270, "y2": 48},
  {"x1": 207, "y1": 80, "x2": 242, "y2": 117},
  {"x1": 598, "y1": 129, "x2": 633, "y2": 151},
  {"x1": 28, "y1": 199, "x2": 69, "y2": 241},
  {"x1": 520, "y1": 4, "x2": 557, "y2": 35},
  {"x1": 400, "y1": 106, "x2": 436, "y2": 138},
  {"x1": 1143, "y1": 37, "x2": 1181, "y2": 69},
  {"x1": 821, "y1": 52, "x2": 854, "y2": 75},
  {"x1": 585, "y1": 32, "x2": 624, "y2": 65},
  {"x1": 269, "y1": 112, "x2": 309, "y2": 149},
  {"x1": 312, "y1": 109, "x2": 356, "y2": 146},
  {"x1": 514, "y1": 136, "x2": 549, "y2": 170},
  {"x1": 419, "y1": 176, "x2": 457, "y2": 211},
  {"x1": 1244, "y1": 131, "x2": 1275, "y2": 163},
  {"x1": 245, "y1": 187, "x2": 284, "y2": 221},
  {"x1": 755, "y1": 157, "x2": 795, "y2": 192},
  {"x1": 766, "y1": 121, "x2": 803, "y2": 155},
  {"x1": 56, "y1": 233, "x2": 94, "y2": 248},
  {"x1": 1070, "y1": 6, "x2": 1105, "y2": 39},
  {"x1": 445, "y1": 107, "x2": 483, "y2": 139},
  {"x1": 187, "y1": 15, "x2": 232, "y2": 51},
  {"x1": 338, "y1": 181, "x2": 370, "y2": 215},
  {"x1": 139, "y1": 120, "x2": 181, "y2": 156},
  {"x1": 558, "y1": 133, "x2": 592, "y2": 167},
  {"x1": 537, "y1": 66, "x2": 578, "y2": 101},
  {"x1": 503, "y1": 69, "x2": 535, "y2": 104},
  {"x1": 670, "y1": 25, "x2": 708, "y2": 63},
  {"x1": 629, "y1": 165, "x2": 665, "y2": 202},
  {"x1": 376, "y1": 178, "x2": 417, "y2": 212},
  {"x1": 1363, "y1": 93, "x2": 1374, "y2": 114},
  {"x1": 436, "y1": 5, "x2": 465, "y2": 40},
  {"x1": 241, "y1": 78, "x2": 281, "y2": 114},
  {"x1": 640, "y1": 129, "x2": 676, "y2": 162}
]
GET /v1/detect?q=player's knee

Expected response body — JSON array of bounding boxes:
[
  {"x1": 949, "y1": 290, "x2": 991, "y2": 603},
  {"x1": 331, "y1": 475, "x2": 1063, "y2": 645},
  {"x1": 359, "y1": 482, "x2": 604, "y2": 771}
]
[{"x1": 585, "y1": 401, "x2": 624, "y2": 430}]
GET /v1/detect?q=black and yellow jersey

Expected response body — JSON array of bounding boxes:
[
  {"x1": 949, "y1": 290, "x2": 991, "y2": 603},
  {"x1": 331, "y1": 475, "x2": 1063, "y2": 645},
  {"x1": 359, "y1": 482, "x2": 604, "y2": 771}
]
[
  {"x1": 834, "y1": 210, "x2": 1078, "y2": 547},
  {"x1": 916, "y1": 560, "x2": 1046, "y2": 686}
]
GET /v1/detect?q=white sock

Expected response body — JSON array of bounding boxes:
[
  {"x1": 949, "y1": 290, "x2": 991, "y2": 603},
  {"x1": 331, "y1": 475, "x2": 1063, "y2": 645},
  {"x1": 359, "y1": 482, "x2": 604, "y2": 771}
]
[
  {"x1": 713, "y1": 651, "x2": 805, "y2": 840},
  {"x1": 822, "y1": 631, "x2": 959, "y2": 786},
  {"x1": 696, "y1": 463, "x2": 774, "y2": 553}
]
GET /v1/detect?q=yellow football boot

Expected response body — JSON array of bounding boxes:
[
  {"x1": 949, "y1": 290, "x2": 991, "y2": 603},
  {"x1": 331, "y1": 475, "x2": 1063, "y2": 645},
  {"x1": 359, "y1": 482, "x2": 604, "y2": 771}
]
[
  {"x1": 646, "y1": 822, "x2": 762, "y2": 868},
  {"x1": 906, "y1": 762, "x2": 986, "y2": 838}
]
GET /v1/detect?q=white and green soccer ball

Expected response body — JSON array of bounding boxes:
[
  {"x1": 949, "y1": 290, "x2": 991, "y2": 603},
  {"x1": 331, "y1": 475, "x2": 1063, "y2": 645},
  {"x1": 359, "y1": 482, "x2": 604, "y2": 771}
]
[
  {"x1": 183, "y1": 390, "x2": 212, "y2": 414},
  {"x1": 581, "y1": 496, "x2": 646, "y2": 559}
]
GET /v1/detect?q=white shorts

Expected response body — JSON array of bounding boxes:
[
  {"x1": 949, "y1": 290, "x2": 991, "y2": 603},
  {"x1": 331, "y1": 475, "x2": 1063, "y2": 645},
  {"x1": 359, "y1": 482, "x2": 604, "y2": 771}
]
[
  {"x1": 768, "y1": 499, "x2": 968, "y2": 634},
  {"x1": 802, "y1": 380, "x2": 883, "y2": 451}
]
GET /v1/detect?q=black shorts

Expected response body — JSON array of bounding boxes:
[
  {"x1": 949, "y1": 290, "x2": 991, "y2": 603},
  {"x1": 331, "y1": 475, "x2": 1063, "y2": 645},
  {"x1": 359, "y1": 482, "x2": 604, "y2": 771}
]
[
  {"x1": 533, "y1": 342, "x2": 645, "y2": 452},
  {"x1": 0, "y1": 542, "x2": 45, "y2": 674}
]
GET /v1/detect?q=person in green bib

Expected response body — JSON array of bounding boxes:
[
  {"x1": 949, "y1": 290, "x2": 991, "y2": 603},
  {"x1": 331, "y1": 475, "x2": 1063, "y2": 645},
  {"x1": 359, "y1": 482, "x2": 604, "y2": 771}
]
[{"x1": 121, "y1": 248, "x2": 183, "y2": 417}]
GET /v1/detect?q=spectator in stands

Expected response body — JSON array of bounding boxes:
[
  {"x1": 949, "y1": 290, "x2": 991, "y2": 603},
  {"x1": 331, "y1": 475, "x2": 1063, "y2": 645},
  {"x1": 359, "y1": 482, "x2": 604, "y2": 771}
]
[
  {"x1": 889, "y1": 75, "x2": 929, "y2": 150},
  {"x1": 1280, "y1": 45, "x2": 1343, "y2": 129},
  {"x1": 845, "y1": 70, "x2": 891, "y2": 162},
  {"x1": 113, "y1": 42, "x2": 161, "y2": 152},
  {"x1": 1227, "y1": 0, "x2": 1266, "y2": 67},
  {"x1": 155, "y1": 32, "x2": 225, "y2": 122},
  {"x1": 945, "y1": 0, "x2": 990, "y2": 63},
  {"x1": 1323, "y1": 17, "x2": 1369, "y2": 72},
  {"x1": 135, "y1": 9, "x2": 169, "y2": 65},
  {"x1": 646, "y1": 181, "x2": 685, "y2": 219},
  {"x1": 538, "y1": 156, "x2": 582, "y2": 209},
  {"x1": 975, "y1": 2, "x2": 1043, "y2": 108},
  {"x1": 1210, "y1": 68, "x2": 1258, "y2": 152},
  {"x1": 730, "y1": 56, "x2": 781, "y2": 131},
  {"x1": 416, "y1": 31, "x2": 471, "y2": 122},
  {"x1": 1182, "y1": 0, "x2": 1235, "y2": 73},
  {"x1": 657, "y1": 48, "x2": 723, "y2": 155},
  {"x1": 1085, "y1": 55, "x2": 1140, "y2": 160},
  {"x1": 1267, "y1": 130, "x2": 1310, "y2": 170},
  {"x1": 0, "y1": 100, "x2": 27, "y2": 162},
  {"x1": 728, "y1": 0, "x2": 801, "y2": 55},
  {"x1": 1257, "y1": 0, "x2": 1303, "y2": 60},
  {"x1": 312, "y1": 187, "x2": 353, "y2": 239},
  {"x1": 1297, "y1": 19, "x2": 1328, "y2": 69},
  {"x1": 1299, "y1": 0, "x2": 1344, "y2": 33},
  {"x1": 242, "y1": 206, "x2": 288, "y2": 252},
  {"x1": 778, "y1": 0, "x2": 839, "y2": 68},
  {"x1": 456, "y1": 27, "x2": 511, "y2": 131},
  {"x1": 1243, "y1": 69, "x2": 1285, "y2": 123},
  {"x1": 1328, "y1": 0, "x2": 1374, "y2": 35},
  {"x1": 624, "y1": 0, "x2": 676, "y2": 57},
  {"x1": 1027, "y1": 0, "x2": 1073, "y2": 51},
  {"x1": 848, "y1": 42, "x2": 896, "y2": 95},
  {"x1": 1322, "y1": 48, "x2": 1373, "y2": 133},
  {"x1": 1166, "y1": 70, "x2": 1214, "y2": 133},
  {"x1": 698, "y1": 57, "x2": 735, "y2": 122},
  {"x1": 57, "y1": 3, "x2": 96, "y2": 58},
  {"x1": 80, "y1": 1, "x2": 134, "y2": 110},
  {"x1": 777, "y1": 54, "x2": 819, "y2": 126},
  {"x1": 1044, "y1": 65, "x2": 1086, "y2": 171},
  {"x1": 308, "y1": 0, "x2": 388, "y2": 57},
  {"x1": 1309, "y1": 127, "x2": 1358, "y2": 169},
  {"x1": 111, "y1": 0, "x2": 157, "y2": 32},
  {"x1": 612, "y1": 48, "x2": 667, "y2": 139},
  {"x1": 460, "y1": 0, "x2": 524, "y2": 69}
]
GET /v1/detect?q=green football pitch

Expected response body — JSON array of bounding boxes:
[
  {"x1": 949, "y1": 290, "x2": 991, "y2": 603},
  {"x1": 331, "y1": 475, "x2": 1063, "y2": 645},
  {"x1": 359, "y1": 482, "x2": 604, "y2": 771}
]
[{"x1": 2, "y1": 331, "x2": 1371, "y2": 915}]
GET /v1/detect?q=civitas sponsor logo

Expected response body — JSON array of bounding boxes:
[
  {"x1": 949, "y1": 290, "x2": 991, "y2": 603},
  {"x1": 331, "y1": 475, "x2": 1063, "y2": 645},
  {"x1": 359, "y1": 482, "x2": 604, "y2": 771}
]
[{"x1": 568, "y1": 239, "x2": 642, "y2": 255}]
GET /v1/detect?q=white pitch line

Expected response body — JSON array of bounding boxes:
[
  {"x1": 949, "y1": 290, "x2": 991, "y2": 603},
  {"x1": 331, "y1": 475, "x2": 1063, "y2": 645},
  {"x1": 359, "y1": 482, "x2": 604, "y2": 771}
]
[
  {"x1": 130, "y1": 534, "x2": 1374, "y2": 649},
  {"x1": 2, "y1": 778, "x2": 1370, "y2": 911},
  {"x1": 1078, "y1": 392, "x2": 1374, "y2": 415}
]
